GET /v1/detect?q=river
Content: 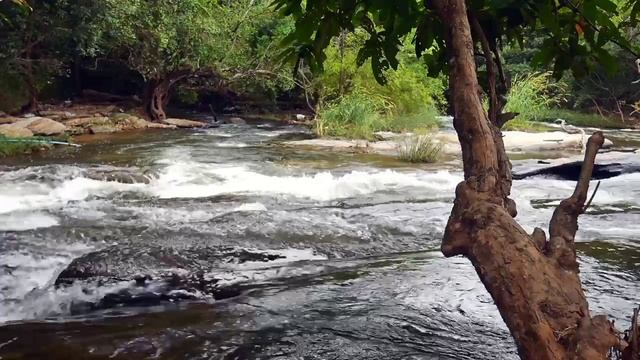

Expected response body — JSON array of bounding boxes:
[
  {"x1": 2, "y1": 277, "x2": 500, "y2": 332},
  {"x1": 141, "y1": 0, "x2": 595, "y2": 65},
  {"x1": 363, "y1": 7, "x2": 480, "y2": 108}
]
[{"x1": 0, "y1": 118, "x2": 639, "y2": 359}]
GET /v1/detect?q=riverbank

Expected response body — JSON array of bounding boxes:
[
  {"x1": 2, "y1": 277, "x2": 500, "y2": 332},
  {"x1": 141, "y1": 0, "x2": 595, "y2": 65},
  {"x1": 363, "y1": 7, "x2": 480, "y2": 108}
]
[
  {"x1": 284, "y1": 130, "x2": 617, "y2": 158},
  {"x1": 0, "y1": 103, "x2": 214, "y2": 157},
  {"x1": 0, "y1": 102, "x2": 636, "y2": 161}
]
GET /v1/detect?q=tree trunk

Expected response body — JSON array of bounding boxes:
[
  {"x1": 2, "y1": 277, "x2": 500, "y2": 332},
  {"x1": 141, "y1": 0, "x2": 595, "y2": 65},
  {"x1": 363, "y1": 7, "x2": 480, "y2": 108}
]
[
  {"x1": 430, "y1": 0, "x2": 623, "y2": 359},
  {"x1": 143, "y1": 71, "x2": 190, "y2": 122},
  {"x1": 20, "y1": 16, "x2": 38, "y2": 114},
  {"x1": 144, "y1": 78, "x2": 170, "y2": 122}
]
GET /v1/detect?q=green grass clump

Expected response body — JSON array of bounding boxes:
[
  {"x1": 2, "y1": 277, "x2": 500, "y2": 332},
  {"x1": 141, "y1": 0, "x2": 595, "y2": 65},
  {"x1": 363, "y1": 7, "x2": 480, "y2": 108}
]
[
  {"x1": 0, "y1": 136, "x2": 51, "y2": 157},
  {"x1": 315, "y1": 92, "x2": 388, "y2": 140},
  {"x1": 396, "y1": 135, "x2": 442, "y2": 163},
  {"x1": 503, "y1": 72, "x2": 567, "y2": 131},
  {"x1": 315, "y1": 93, "x2": 441, "y2": 140}
]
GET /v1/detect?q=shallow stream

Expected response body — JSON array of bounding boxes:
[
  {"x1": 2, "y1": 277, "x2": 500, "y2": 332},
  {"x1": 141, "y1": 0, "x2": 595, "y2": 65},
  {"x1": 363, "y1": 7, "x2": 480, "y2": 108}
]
[{"x1": 0, "y1": 118, "x2": 639, "y2": 359}]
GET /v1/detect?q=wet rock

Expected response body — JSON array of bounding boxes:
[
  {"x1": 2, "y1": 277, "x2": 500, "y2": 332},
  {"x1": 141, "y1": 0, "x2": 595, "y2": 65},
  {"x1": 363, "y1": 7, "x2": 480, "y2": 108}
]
[
  {"x1": 163, "y1": 118, "x2": 207, "y2": 128},
  {"x1": 0, "y1": 124, "x2": 33, "y2": 138},
  {"x1": 513, "y1": 161, "x2": 640, "y2": 181},
  {"x1": 85, "y1": 169, "x2": 158, "y2": 184},
  {"x1": 228, "y1": 117, "x2": 247, "y2": 125},
  {"x1": 12, "y1": 117, "x2": 67, "y2": 136},
  {"x1": 55, "y1": 245, "x2": 288, "y2": 307}
]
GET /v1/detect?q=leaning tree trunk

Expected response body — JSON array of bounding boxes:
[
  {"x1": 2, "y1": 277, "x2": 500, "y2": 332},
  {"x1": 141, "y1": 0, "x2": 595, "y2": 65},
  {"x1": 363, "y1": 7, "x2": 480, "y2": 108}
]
[
  {"x1": 144, "y1": 78, "x2": 171, "y2": 122},
  {"x1": 143, "y1": 71, "x2": 190, "y2": 122},
  {"x1": 430, "y1": 0, "x2": 629, "y2": 359}
]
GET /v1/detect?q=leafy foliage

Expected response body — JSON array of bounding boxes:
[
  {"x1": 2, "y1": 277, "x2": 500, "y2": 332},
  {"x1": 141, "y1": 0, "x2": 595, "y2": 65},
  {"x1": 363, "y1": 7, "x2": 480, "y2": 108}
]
[
  {"x1": 273, "y1": 0, "x2": 638, "y2": 84},
  {"x1": 504, "y1": 72, "x2": 567, "y2": 124},
  {"x1": 314, "y1": 32, "x2": 443, "y2": 139}
]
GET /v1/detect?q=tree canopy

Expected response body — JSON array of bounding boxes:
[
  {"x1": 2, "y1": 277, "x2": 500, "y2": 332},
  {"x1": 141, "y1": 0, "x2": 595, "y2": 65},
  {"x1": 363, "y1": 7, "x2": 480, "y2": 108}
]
[{"x1": 275, "y1": 0, "x2": 639, "y2": 82}]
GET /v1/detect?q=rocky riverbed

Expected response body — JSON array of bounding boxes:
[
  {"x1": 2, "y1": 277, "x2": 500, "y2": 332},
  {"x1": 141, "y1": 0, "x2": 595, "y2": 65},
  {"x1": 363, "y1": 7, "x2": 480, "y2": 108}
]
[{"x1": 0, "y1": 118, "x2": 639, "y2": 359}]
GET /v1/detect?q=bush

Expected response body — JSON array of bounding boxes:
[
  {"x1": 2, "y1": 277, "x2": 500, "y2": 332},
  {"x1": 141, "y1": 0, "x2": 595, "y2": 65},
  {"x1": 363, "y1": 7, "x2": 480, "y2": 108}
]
[
  {"x1": 315, "y1": 92, "x2": 388, "y2": 140},
  {"x1": 313, "y1": 31, "x2": 445, "y2": 139},
  {"x1": 504, "y1": 72, "x2": 567, "y2": 124},
  {"x1": 396, "y1": 135, "x2": 442, "y2": 163}
]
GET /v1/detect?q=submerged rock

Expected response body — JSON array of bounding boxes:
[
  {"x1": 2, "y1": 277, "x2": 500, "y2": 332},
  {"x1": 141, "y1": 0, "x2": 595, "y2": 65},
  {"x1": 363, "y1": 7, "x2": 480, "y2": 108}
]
[
  {"x1": 513, "y1": 161, "x2": 640, "y2": 181},
  {"x1": 85, "y1": 169, "x2": 158, "y2": 184},
  {"x1": 55, "y1": 245, "x2": 290, "y2": 308}
]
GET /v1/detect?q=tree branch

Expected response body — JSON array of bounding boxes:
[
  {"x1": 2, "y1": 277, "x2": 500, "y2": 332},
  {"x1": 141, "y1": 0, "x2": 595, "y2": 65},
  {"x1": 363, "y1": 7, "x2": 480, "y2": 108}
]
[
  {"x1": 469, "y1": 12, "x2": 499, "y2": 125},
  {"x1": 547, "y1": 132, "x2": 605, "y2": 270}
]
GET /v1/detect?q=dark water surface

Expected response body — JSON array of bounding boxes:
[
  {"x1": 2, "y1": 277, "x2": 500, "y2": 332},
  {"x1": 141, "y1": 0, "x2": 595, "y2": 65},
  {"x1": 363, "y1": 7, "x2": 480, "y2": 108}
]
[{"x1": 0, "y1": 119, "x2": 639, "y2": 359}]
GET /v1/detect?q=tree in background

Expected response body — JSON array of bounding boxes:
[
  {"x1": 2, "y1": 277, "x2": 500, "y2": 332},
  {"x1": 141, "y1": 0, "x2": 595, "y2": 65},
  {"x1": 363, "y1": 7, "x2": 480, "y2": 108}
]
[
  {"x1": 0, "y1": 0, "x2": 70, "y2": 112},
  {"x1": 273, "y1": 0, "x2": 640, "y2": 358},
  {"x1": 84, "y1": 0, "x2": 293, "y2": 121}
]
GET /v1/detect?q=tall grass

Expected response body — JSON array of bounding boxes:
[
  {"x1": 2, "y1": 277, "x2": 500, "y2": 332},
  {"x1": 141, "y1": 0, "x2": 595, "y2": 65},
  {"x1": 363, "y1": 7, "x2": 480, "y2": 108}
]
[
  {"x1": 315, "y1": 92, "x2": 389, "y2": 140},
  {"x1": 314, "y1": 32, "x2": 445, "y2": 139},
  {"x1": 315, "y1": 92, "x2": 441, "y2": 140},
  {"x1": 396, "y1": 135, "x2": 442, "y2": 163},
  {"x1": 0, "y1": 136, "x2": 51, "y2": 157},
  {"x1": 504, "y1": 72, "x2": 567, "y2": 130}
]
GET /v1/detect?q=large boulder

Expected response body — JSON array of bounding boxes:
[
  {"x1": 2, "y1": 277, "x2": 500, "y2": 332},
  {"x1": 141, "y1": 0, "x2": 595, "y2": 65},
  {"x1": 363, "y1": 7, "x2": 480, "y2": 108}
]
[
  {"x1": 0, "y1": 124, "x2": 33, "y2": 138},
  {"x1": 0, "y1": 116, "x2": 20, "y2": 124},
  {"x1": 12, "y1": 117, "x2": 67, "y2": 136},
  {"x1": 54, "y1": 245, "x2": 289, "y2": 309},
  {"x1": 163, "y1": 118, "x2": 207, "y2": 128}
]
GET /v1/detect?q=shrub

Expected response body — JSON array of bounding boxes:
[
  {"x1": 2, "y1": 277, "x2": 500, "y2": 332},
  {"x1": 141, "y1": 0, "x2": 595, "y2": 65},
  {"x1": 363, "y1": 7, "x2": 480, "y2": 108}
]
[
  {"x1": 313, "y1": 31, "x2": 445, "y2": 139},
  {"x1": 396, "y1": 134, "x2": 442, "y2": 163},
  {"x1": 315, "y1": 92, "x2": 388, "y2": 140},
  {"x1": 504, "y1": 72, "x2": 567, "y2": 130}
]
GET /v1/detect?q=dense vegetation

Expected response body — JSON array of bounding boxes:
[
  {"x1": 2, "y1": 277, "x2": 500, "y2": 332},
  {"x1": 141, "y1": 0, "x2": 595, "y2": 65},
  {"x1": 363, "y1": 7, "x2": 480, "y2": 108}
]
[
  {"x1": 1, "y1": 0, "x2": 639, "y2": 135},
  {"x1": 1, "y1": 0, "x2": 640, "y2": 358}
]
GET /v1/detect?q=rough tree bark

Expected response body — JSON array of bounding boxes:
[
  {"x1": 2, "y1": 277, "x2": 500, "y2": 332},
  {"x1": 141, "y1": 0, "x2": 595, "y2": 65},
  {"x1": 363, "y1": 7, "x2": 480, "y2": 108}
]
[
  {"x1": 430, "y1": 0, "x2": 633, "y2": 359},
  {"x1": 143, "y1": 70, "x2": 190, "y2": 121}
]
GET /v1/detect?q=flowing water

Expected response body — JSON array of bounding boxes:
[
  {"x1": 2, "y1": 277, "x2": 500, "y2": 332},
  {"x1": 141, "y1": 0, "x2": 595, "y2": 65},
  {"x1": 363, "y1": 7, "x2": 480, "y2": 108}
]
[{"x1": 0, "y1": 119, "x2": 639, "y2": 359}]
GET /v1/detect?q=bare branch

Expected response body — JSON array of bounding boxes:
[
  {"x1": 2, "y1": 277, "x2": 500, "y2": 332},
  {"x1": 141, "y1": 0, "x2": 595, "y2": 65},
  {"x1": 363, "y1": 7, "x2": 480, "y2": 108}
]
[
  {"x1": 582, "y1": 180, "x2": 601, "y2": 214},
  {"x1": 547, "y1": 132, "x2": 605, "y2": 270}
]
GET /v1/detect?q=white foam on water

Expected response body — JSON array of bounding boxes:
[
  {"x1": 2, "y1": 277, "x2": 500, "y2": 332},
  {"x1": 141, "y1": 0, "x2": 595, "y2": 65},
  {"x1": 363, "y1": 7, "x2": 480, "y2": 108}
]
[
  {"x1": 0, "y1": 280, "x2": 135, "y2": 323},
  {"x1": 151, "y1": 159, "x2": 462, "y2": 201},
  {"x1": 233, "y1": 203, "x2": 268, "y2": 212},
  {"x1": 0, "y1": 212, "x2": 59, "y2": 231},
  {"x1": 206, "y1": 248, "x2": 329, "y2": 286},
  {"x1": 214, "y1": 142, "x2": 249, "y2": 148},
  {"x1": 0, "y1": 177, "x2": 145, "y2": 215}
]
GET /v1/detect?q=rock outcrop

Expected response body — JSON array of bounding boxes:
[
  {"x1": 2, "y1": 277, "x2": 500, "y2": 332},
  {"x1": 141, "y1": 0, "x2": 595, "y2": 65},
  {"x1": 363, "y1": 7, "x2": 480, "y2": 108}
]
[
  {"x1": 0, "y1": 124, "x2": 33, "y2": 138},
  {"x1": 12, "y1": 117, "x2": 67, "y2": 136},
  {"x1": 163, "y1": 118, "x2": 207, "y2": 128},
  {"x1": 85, "y1": 168, "x2": 159, "y2": 184},
  {"x1": 513, "y1": 161, "x2": 640, "y2": 181},
  {"x1": 54, "y1": 245, "x2": 289, "y2": 308}
]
